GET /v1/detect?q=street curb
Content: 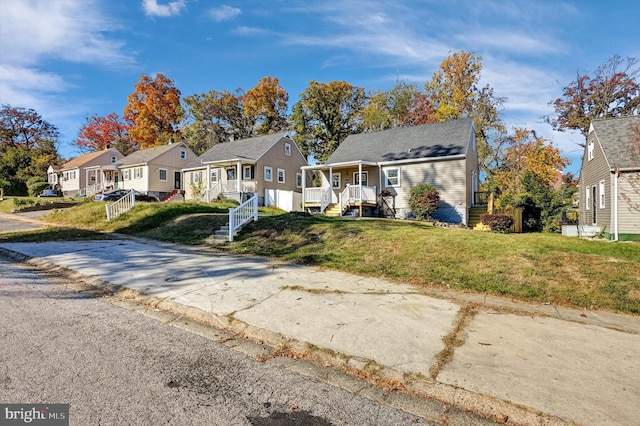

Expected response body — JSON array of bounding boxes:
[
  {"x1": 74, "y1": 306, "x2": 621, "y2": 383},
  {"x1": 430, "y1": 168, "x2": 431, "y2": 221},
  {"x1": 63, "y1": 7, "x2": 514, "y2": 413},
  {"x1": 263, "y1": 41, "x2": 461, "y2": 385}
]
[{"x1": 0, "y1": 246, "x2": 580, "y2": 425}]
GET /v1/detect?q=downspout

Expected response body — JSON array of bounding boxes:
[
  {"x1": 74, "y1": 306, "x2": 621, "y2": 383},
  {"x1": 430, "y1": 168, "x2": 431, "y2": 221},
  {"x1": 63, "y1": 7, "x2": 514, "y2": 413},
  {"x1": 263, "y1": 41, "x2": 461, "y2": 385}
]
[{"x1": 613, "y1": 170, "x2": 619, "y2": 242}]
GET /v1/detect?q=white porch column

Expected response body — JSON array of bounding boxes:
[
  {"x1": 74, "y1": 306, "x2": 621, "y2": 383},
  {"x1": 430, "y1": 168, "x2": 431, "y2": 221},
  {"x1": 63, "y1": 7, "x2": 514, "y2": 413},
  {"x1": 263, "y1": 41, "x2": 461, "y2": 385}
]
[
  {"x1": 302, "y1": 169, "x2": 306, "y2": 206},
  {"x1": 236, "y1": 161, "x2": 241, "y2": 193},
  {"x1": 329, "y1": 166, "x2": 333, "y2": 203},
  {"x1": 358, "y1": 163, "x2": 363, "y2": 217},
  {"x1": 206, "y1": 164, "x2": 211, "y2": 202}
]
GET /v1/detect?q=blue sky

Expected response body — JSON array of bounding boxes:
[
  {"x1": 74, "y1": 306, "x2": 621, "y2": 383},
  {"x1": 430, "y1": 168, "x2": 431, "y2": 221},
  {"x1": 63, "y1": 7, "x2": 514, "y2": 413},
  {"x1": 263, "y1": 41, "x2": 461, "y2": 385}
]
[{"x1": 1, "y1": 0, "x2": 638, "y2": 175}]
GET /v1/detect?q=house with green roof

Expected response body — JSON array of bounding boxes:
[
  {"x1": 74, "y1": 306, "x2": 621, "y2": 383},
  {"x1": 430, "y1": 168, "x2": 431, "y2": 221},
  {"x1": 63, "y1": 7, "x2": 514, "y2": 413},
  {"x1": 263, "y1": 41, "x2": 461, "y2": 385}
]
[
  {"x1": 301, "y1": 118, "x2": 480, "y2": 224},
  {"x1": 182, "y1": 132, "x2": 308, "y2": 207},
  {"x1": 118, "y1": 142, "x2": 195, "y2": 201},
  {"x1": 579, "y1": 115, "x2": 640, "y2": 241}
]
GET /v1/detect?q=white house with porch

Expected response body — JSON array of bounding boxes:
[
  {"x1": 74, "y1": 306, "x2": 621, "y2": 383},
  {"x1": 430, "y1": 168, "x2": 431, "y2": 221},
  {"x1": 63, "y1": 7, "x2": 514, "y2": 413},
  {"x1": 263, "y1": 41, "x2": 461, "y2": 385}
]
[{"x1": 56, "y1": 148, "x2": 124, "y2": 197}]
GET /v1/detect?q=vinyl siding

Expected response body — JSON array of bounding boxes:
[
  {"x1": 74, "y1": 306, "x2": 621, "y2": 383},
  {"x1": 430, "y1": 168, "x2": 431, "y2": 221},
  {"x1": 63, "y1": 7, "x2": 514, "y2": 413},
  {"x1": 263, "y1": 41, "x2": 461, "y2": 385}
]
[
  {"x1": 617, "y1": 173, "x2": 640, "y2": 235},
  {"x1": 60, "y1": 149, "x2": 124, "y2": 195},
  {"x1": 579, "y1": 132, "x2": 611, "y2": 227},
  {"x1": 255, "y1": 138, "x2": 307, "y2": 193}
]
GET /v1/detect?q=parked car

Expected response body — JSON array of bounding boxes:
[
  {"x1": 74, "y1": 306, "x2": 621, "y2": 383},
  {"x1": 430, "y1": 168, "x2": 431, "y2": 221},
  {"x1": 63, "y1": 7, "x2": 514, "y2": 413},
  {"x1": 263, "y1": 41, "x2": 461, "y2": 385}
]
[
  {"x1": 38, "y1": 188, "x2": 60, "y2": 197},
  {"x1": 93, "y1": 189, "x2": 129, "y2": 202}
]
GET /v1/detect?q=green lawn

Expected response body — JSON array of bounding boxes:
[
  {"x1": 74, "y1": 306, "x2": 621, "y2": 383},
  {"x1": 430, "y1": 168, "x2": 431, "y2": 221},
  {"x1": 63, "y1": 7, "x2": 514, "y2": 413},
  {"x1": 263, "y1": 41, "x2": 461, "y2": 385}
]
[{"x1": 2, "y1": 198, "x2": 639, "y2": 315}]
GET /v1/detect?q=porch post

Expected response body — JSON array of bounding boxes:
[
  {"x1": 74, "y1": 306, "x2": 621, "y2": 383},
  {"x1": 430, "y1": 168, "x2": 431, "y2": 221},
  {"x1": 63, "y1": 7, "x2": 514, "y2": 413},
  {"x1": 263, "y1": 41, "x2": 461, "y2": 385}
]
[
  {"x1": 329, "y1": 166, "x2": 333, "y2": 203},
  {"x1": 301, "y1": 169, "x2": 306, "y2": 207},
  {"x1": 206, "y1": 164, "x2": 211, "y2": 202},
  {"x1": 358, "y1": 163, "x2": 363, "y2": 217},
  {"x1": 236, "y1": 161, "x2": 241, "y2": 193}
]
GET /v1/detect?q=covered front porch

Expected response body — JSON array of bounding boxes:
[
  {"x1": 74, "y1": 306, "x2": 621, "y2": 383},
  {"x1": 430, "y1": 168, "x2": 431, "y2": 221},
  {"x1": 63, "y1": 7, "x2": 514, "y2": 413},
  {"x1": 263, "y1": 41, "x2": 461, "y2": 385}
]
[
  {"x1": 82, "y1": 165, "x2": 120, "y2": 196},
  {"x1": 201, "y1": 159, "x2": 257, "y2": 203},
  {"x1": 302, "y1": 161, "x2": 378, "y2": 217}
]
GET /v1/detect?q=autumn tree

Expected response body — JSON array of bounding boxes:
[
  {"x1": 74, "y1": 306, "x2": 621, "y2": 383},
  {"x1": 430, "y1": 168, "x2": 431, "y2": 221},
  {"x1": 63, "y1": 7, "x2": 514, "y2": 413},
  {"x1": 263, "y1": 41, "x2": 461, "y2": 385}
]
[
  {"x1": 75, "y1": 113, "x2": 137, "y2": 155},
  {"x1": 362, "y1": 81, "x2": 420, "y2": 131},
  {"x1": 490, "y1": 128, "x2": 569, "y2": 232},
  {"x1": 424, "y1": 51, "x2": 506, "y2": 173},
  {"x1": 290, "y1": 80, "x2": 366, "y2": 162},
  {"x1": 242, "y1": 76, "x2": 289, "y2": 135},
  {"x1": 182, "y1": 89, "x2": 253, "y2": 155},
  {"x1": 546, "y1": 55, "x2": 640, "y2": 138},
  {"x1": 0, "y1": 105, "x2": 61, "y2": 194},
  {"x1": 124, "y1": 74, "x2": 183, "y2": 149}
]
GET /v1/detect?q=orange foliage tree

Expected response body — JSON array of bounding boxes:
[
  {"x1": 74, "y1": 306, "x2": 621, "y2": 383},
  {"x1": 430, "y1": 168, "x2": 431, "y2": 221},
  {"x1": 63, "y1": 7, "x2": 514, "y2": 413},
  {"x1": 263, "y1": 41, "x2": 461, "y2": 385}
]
[
  {"x1": 75, "y1": 113, "x2": 137, "y2": 154},
  {"x1": 124, "y1": 74, "x2": 183, "y2": 148},
  {"x1": 242, "y1": 76, "x2": 289, "y2": 135}
]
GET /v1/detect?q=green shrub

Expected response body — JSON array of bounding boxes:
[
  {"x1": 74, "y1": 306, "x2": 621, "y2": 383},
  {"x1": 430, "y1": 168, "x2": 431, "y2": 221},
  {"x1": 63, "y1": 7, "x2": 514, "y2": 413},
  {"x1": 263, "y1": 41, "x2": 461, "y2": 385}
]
[
  {"x1": 481, "y1": 213, "x2": 514, "y2": 233},
  {"x1": 409, "y1": 183, "x2": 440, "y2": 220},
  {"x1": 28, "y1": 181, "x2": 50, "y2": 197}
]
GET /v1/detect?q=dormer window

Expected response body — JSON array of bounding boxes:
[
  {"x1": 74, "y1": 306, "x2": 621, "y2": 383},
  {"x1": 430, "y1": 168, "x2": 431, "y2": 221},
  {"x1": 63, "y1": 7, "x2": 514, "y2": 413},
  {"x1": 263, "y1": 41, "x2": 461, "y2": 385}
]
[{"x1": 587, "y1": 140, "x2": 594, "y2": 161}]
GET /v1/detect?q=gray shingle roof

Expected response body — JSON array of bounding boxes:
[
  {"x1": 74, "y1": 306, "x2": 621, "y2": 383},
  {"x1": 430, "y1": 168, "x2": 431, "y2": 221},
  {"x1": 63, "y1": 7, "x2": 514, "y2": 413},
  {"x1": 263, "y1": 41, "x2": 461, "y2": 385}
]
[
  {"x1": 119, "y1": 142, "x2": 187, "y2": 167},
  {"x1": 592, "y1": 115, "x2": 640, "y2": 169},
  {"x1": 193, "y1": 132, "x2": 291, "y2": 166},
  {"x1": 325, "y1": 118, "x2": 474, "y2": 164}
]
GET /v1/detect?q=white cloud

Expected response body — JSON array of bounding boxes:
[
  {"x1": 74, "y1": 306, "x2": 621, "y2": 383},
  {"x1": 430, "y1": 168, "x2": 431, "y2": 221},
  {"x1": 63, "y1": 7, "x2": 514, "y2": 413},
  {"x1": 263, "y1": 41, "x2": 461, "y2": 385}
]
[
  {"x1": 142, "y1": 0, "x2": 185, "y2": 17},
  {"x1": 209, "y1": 5, "x2": 241, "y2": 22}
]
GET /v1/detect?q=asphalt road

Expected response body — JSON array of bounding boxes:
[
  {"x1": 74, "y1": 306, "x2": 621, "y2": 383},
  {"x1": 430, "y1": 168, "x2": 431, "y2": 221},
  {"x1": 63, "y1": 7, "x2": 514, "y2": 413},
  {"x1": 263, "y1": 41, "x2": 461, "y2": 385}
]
[{"x1": 0, "y1": 257, "x2": 434, "y2": 426}]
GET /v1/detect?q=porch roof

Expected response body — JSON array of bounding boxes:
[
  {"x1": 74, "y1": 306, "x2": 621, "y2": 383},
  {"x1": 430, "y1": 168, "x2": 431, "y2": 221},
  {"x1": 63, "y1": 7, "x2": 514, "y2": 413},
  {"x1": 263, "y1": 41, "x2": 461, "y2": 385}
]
[
  {"x1": 183, "y1": 157, "x2": 257, "y2": 171},
  {"x1": 302, "y1": 160, "x2": 377, "y2": 171}
]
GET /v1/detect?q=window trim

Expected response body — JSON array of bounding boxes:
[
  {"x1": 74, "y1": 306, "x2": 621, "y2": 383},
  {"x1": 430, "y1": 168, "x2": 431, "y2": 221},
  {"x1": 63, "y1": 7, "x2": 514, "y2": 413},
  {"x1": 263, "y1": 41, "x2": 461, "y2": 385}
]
[
  {"x1": 284, "y1": 142, "x2": 292, "y2": 156},
  {"x1": 243, "y1": 165, "x2": 253, "y2": 180},
  {"x1": 585, "y1": 186, "x2": 590, "y2": 210},
  {"x1": 277, "y1": 168, "x2": 285, "y2": 184},
  {"x1": 332, "y1": 173, "x2": 341, "y2": 188},
  {"x1": 383, "y1": 167, "x2": 400, "y2": 188},
  {"x1": 210, "y1": 169, "x2": 219, "y2": 183},
  {"x1": 159, "y1": 168, "x2": 168, "y2": 181},
  {"x1": 264, "y1": 166, "x2": 273, "y2": 182},
  {"x1": 296, "y1": 172, "x2": 302, "y2": 188},
  {"x1": 587, "y1": 141, "x2": 594, "y2": 161},
  {"x1": 180, "y1": 150, "x2": 187, "y2": 160}
]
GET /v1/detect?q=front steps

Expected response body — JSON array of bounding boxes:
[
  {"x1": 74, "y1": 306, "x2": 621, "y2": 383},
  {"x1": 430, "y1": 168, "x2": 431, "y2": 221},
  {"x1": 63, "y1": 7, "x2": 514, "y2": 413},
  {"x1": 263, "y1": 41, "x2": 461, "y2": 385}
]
[{"x1": 468, "y1": 206, "x2": 490, "y2": 231}]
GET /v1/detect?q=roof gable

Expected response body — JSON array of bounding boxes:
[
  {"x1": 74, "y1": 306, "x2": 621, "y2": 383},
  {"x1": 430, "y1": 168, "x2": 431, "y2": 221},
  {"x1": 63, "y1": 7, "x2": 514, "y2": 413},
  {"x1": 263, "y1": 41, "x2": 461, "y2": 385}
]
[
  {"x1": 61, "y1": 148, "x2": 122, "y2": 170},
  {"x1": 590, "y1": 116, "x2": 640, "y2": 170},
  {"x1": 325, "y1": 118, "x2": 474, "y2": 165},
  {"x1": 119, "y1": 142, "x2": 189, "y2": 167},
  {"x1": 197, "y1": 132, "x2": 292, "y2": 164}
]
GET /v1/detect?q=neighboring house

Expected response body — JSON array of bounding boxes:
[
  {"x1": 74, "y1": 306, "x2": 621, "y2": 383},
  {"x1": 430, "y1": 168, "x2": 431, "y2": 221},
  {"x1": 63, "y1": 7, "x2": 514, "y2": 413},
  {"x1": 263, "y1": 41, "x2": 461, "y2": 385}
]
[
  {"x1": 301, "y1": 118, "x2": 480, "y2": 224},
  {"x1": 57, "y1": 148, "x2": 124, "y2": 197},
  {"x1": 579, "y1": 115, "x2": 640, "y2": 241},
  {"x1": 47, "y1": 165, "x2": 62, "y2": 191},
  {"x1": 182, "y1": 132, "x2": 308, "y2": 207},
  {"x1": 118, "y1": 142, "x2": 195, "y2": 200}
]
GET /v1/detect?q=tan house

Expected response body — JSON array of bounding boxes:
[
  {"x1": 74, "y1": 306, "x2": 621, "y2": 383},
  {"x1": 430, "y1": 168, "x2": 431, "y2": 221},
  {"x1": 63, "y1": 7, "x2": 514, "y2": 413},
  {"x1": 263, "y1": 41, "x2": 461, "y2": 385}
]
[
  {"x1": 579, "y1": 115, "x2": 640, "y2": 241},
  {"x1": 57, "y1": 148, "x2": 124, "y2": 197},
  {"x1": 182, "y1": 132, "x2": 308, "y2": 206},
  {"x1": 118, "y1": 142, "x2": 195, "y2": 200},
  {"x1": 302, "y1": 118, "x2": 480, "y2": 224}
]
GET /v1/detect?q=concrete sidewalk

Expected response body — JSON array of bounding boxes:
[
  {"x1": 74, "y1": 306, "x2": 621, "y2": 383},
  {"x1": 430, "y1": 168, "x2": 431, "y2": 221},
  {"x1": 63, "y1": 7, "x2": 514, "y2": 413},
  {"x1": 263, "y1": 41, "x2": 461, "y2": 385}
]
[{"x1": 1, "y1": 238, "x2": 639, "y2": 425}]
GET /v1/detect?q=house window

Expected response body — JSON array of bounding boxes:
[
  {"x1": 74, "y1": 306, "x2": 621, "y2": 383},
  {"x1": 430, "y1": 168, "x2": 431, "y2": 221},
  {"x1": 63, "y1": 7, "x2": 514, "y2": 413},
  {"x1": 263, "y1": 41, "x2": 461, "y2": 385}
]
[
  {"x1": 277, "y1": 168, "x2": 285, "y2": 184},
  {"x1": 354, "y1": 171, "x2": 368, "y2": 187},
  {"x1": 384, "y1": 167, "x2": 400, "y2": 187},
  {"x1": 284, "y1": 143, "x2": 291, "y2": 156},
  {"x1": 190, "y1": 171, "x2": 203, "y2": 183},
  {"x1": 296, "y1": 173, "x2": 302, "y2": 188},
  {"x1": 585, "y1": 186, "x2": 590, "y2": 210},
  {"x1": 123, "y1": 170, "x2": 130, "y2": 180},
  {"x1": 180, "y1": 150, "x2": 187, "y2": 160},
  {"x1": 226, "y1": 168, "x2": 236, "y2": 180},
  {"x1": 111, "y1": 156, "x2": 117, "y2": 163},
  {"x1": 159, "y1": 169, "x2": 167, "y2": 181},
  {"x1": 332, "y1": 174, "x2": 340, "y2": 188},
  {"x1": 243, "y1": 165, "x2": 253, "y2": 180},
  {"x1": 599, "y1": 180, "x2": 605, "y2": 209},
  {"x1": 264, "y1": 166, "x2": 273, "y2": 182},
  {"x1": 211, "y1": 169, "x2": 219, "y2": 183},
  {"x1": 134, "y1": 167, "x2": 143, "y2": 179},
  {"x1": 588, "y1": 141, "x2": 594, "y2": 161}
]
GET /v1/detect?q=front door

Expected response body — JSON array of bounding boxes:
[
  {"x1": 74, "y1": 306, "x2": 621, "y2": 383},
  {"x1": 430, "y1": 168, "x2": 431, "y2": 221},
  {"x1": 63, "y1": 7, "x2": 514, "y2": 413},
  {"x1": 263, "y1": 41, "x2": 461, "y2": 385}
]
[
  {"x1": 174, "y1": 171, "x2": 181, "y2": 190},
  {"x1": 592, "y1": 186, "x2": 597, "y2": 224},
  {"x1": 353, "y1": 171, "x2": 368, "y2": 187}
]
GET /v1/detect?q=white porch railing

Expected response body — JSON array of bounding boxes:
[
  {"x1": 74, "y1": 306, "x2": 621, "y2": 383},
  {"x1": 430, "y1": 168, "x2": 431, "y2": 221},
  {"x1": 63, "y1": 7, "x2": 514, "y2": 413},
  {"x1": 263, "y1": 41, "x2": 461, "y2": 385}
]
[
  {"x1": 305, "y1": 187, "x2": 332, "y2": 213},
  {"x1": 339, "y1": 185, "x2": 376, "y2": 215},
  {"x1": 228, "y1": 193, "x2": 258, "y2": 242},
  {"x1": 206, "y1": 181, "x2": 222, "y2": 202},
  {"x1": 207, "y1": 180, "x2": 257, "y2": 202},
  {"x1": 82, "y1": 182, "x2": 105, "y2": 197},
  {"x1": 105, "y1": 190, "x2": 135, "y2": 221}
]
